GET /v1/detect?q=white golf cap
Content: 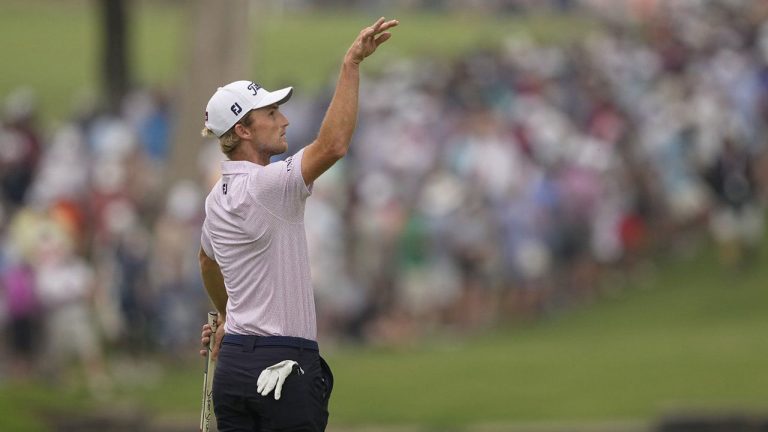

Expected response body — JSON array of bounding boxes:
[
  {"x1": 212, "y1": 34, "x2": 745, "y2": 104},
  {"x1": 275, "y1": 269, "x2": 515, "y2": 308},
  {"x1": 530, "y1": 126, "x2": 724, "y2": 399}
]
[{"x1": 204, "y1": 80, "x2": 293, "y2": 137}]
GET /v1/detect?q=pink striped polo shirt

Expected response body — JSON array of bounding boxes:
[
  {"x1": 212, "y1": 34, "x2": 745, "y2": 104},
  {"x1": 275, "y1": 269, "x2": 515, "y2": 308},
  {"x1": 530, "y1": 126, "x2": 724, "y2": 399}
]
[{"x1": 201, "y1": 148, "x2": 316, "y2": 340}]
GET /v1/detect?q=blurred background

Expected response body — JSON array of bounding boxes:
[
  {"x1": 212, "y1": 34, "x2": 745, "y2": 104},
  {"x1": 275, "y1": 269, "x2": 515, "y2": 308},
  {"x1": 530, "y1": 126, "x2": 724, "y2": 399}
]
[{"x1": 1, "y1": 0, "x2": 768, "y2": 431}]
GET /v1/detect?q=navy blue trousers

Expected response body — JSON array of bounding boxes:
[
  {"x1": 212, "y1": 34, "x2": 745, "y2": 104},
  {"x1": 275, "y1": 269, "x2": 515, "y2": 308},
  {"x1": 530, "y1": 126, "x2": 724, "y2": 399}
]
[{"x1": 213, "y1": 335, "x2": 334, "y2": 432}]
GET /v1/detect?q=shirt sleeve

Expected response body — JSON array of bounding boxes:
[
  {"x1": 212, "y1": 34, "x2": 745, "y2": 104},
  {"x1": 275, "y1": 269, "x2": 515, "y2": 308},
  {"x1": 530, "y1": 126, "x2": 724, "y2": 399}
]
[
  {"x1": 248, "y1": 148, "x2": 313, "y2": 221},
  {"x1": 201, "y1": 225, "x2": 215, "y2": 259},
  {"x1": 285, "y1": 147, "x2": 313, "y2": 198}
]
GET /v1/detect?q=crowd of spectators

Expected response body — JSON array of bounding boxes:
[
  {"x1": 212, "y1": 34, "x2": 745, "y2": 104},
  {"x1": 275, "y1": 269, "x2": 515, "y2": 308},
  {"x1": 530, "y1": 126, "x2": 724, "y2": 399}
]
[
  {"x1": 302, "y1": 0, "x2": 768, "y2": 343},
  {"x1": 1, "y1": 0, "x2": 766, "y2": 389}
]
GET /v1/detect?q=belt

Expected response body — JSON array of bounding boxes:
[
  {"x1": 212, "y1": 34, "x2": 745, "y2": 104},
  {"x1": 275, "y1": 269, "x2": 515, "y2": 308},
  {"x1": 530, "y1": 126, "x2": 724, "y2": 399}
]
[{"x1": 222, "y1": 334, "x2": 319, "y2": 351}]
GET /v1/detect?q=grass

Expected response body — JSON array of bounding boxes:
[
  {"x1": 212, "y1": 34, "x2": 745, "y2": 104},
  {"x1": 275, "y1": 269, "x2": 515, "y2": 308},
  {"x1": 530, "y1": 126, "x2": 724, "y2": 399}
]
[
  {"x1": 4, "y1": 237, "x2": 765, "y2": 432},
  {"x1": 0, "y1": 1, "x2": 593, "y2": 124},
  {"x1": 252, "y1": 10, "x2": 592, "y2": 91},
  {"x1": 0, "y1": 1, "x2": 98, "y2": 125},
  {"x1": 0, "y1": 381, "x2": 91, "y2": 432},
  {"x1": 324, "y1": 245, "x2": 768, "y2": 426}
]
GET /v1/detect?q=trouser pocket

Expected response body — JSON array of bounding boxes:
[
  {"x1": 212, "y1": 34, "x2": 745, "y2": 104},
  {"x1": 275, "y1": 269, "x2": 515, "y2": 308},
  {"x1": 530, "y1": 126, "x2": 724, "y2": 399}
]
[{"x1": 318, "y1": 356, "x2": 334, "y2": 403}]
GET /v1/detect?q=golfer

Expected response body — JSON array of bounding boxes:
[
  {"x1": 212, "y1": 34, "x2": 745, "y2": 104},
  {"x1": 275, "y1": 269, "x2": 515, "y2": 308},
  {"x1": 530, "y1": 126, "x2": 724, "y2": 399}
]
[{"x1": 198, "y1": 17, "x2": 398, "y2": 432}]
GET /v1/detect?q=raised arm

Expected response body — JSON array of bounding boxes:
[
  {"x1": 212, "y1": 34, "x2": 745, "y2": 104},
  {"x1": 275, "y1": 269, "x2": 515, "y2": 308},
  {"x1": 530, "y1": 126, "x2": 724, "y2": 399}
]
[{"x1": 301, "y1": 17, "x2": 399, "y2": 184}]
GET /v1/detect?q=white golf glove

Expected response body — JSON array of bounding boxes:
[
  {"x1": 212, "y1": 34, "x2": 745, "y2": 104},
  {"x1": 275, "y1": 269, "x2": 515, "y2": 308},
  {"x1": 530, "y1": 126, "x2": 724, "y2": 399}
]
[{"x1": 257, "y1": 360, "x2": 303, "y2": 400}]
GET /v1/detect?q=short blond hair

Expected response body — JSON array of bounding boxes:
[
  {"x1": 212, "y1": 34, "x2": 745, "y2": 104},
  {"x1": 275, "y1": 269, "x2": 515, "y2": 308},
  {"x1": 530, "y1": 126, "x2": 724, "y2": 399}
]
[{"x1": 201, "y1": 110, "x2": 254, "y2": 157}]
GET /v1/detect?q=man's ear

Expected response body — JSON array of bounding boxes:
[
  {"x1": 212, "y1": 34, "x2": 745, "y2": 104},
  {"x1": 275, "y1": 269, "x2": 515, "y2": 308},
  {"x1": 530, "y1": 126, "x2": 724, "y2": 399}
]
[{"x1": 234, "y1": 123, "x2": 251, "y2": 140}]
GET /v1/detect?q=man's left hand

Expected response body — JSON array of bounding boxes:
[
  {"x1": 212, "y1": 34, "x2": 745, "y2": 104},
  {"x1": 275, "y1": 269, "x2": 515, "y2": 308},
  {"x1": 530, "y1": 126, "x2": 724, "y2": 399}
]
[{"x1": 345, "y1": 17, "x2": 399, "y2": 65}]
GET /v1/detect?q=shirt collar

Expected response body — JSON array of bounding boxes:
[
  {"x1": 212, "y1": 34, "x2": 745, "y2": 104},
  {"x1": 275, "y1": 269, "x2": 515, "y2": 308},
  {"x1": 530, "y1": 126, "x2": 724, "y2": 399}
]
[{"x1": 221, "y1": 160, "x2": 260, "y2": 174}]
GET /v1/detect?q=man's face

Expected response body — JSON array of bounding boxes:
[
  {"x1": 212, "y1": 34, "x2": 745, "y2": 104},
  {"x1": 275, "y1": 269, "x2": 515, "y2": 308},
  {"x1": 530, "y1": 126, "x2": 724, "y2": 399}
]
[{"x1": 247, "y1": 104, "x2": 289, "y2": 156}]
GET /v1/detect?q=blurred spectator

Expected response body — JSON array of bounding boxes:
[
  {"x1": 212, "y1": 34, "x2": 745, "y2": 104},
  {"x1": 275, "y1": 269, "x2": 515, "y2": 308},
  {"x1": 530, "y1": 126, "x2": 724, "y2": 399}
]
[
  {"x1": 123, "y1": 88, "x2": 172, "y2": 163},
  {"x1": 106, "y1": 202, "x2": 153, "y2": 354},
  {"x1": 0, "y1": 245, "x2": 40, "y2": 380},
  {"x1": 0, "y1": 88, "x2": 42, "y2": 208},
  {"x1": 704, "y1": 130, "x2": 765, "y2": 269},
  {"x1": 150, "y1": 180, "x2": 206, "y2": 357},
  {"x1": 31, "y1": 213, "x2": 109, "y2": 395}
]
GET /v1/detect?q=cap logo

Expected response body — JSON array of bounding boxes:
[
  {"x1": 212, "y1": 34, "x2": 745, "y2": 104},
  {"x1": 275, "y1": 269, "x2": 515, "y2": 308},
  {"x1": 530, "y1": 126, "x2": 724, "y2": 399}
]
[
  {"x1": 231, "y1": 102, "x2": 243, "y2": 116},
  {"x1": 247, "y1": 82, "x2": 261, "y2": 95}
]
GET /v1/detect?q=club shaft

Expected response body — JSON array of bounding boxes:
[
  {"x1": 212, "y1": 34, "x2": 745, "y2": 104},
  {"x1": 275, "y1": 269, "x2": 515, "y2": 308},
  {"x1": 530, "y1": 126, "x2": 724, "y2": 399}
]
[{"x1": 200, "y1": 311, "x2": 218, "y2": 432}]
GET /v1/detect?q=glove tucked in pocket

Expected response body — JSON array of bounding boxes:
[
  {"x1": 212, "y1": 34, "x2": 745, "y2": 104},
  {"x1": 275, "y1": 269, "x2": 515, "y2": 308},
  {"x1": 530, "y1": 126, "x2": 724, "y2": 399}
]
[{"x1": 257, "y1": 360, "x2": 304, "y2": 400}]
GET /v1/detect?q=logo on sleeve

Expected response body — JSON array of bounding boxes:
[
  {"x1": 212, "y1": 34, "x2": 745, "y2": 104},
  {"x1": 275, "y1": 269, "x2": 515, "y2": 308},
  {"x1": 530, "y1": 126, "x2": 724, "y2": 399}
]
[
  {"x1": 285, "y1": 156, "x2": 293, "y2": 172},
  {"x1": 231, "y1": 103, "x2": 243, "y2": 116},
  {"x1": 222, "y1": 183, "x2": 228, "y2": 195}
]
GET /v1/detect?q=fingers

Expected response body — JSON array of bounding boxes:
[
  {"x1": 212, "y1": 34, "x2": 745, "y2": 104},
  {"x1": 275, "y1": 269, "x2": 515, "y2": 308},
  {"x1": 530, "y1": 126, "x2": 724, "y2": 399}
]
[
  {"x1": 379, "y1": 19, "x2": 399, "y2": 32},
  {"x1": 372, "y1": 17, "x2": 398, "y2": 33},
  {"x1": 201, "y1": 325, "x2": 211, "y2": 342},
  {"x1": 261, "y1": 373, "x2": 279, "y2": 397},
  {"x1": 257, "y1": 370, "x2": 269, "y2": 393},
  {"x1": 200, "y1": 333, "x2": 211, "y2": 357},
  {"x1": 347, "y1": 17, "x2": 397, "y2": 64},
  {"x1": 359, "y1": 17, "x2": 385, "y2": 40},
  {"x1": 200, "y1": 323, "x2": 209, "y2": 356},
  {"x1": 200, "y1": 321, "x2": 223, "y2": 358},
  {"x1": 373, "y1": 16, "x2": 386, "y2": 29},
  {"x1": 374, "y1": 32, "x2": 392, "y2": 47},
  {"x1": 212, "y1": 324, "x2": 225, "y2": 359},
  {"x1": 256, "y1": 361, "x2": 297, "y2": 399},
  {"x1": 257, "y1": 367, "x2": 279, "y2": 396},
  {"x1": 274, "y1": 374, "x2": 288, "y2": 400},
  {"x1": 363, "y1": 17, "x2": 398, "y2": 40}
]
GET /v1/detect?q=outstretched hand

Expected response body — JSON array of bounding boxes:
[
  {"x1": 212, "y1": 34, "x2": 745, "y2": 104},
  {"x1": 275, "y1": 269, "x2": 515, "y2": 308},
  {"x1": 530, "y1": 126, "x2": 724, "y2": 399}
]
[{"x1": 346, "y1": 17, "x2": 399, "y2": 65}]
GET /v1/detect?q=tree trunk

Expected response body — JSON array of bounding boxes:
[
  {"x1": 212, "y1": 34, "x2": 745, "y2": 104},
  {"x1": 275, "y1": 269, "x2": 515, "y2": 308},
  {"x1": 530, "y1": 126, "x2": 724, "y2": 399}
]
[
  {"x1": 168, "y1": 0, "x2": 251, "y2": 183},
  {"x1": 99, "y1": 0, "x2": 130, "y2": 114}
]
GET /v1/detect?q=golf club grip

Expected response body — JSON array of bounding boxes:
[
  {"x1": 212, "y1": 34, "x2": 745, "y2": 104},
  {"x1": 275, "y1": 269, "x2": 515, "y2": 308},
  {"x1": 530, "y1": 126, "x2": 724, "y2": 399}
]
[{"x1": 200, "y1": 311, "x2": 218, "y2": 432}]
